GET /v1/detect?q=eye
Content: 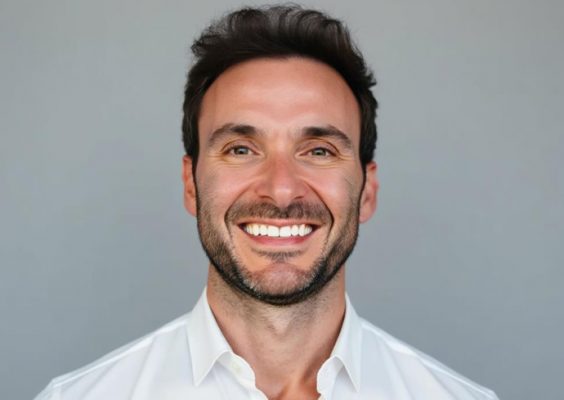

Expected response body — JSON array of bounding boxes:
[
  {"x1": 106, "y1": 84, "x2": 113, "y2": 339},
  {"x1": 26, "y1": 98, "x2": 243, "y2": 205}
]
[
  {"x1": 227, "y1": 145, "x2": 253, "y2": 156},
  {"x1": 309, "y1": 147, "x2": 334, "y2": 157}
]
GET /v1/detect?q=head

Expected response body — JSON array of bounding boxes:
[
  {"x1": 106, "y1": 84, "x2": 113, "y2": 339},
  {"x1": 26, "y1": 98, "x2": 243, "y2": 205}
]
[
  {"x1": 182, "y1": 4, "x2": 378, "y2": 174},
  {"x1": 181, "y1": 5, "x2": 379, "y2": 306}
]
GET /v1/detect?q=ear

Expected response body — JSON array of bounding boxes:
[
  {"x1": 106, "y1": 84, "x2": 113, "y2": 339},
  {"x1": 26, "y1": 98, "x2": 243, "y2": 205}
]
[
  {"x1": 182, "y1": 156, "x2": 197, "y2": 216},
  {"x1": 359, "y1": 161, "x2": 379, "y2": 223}
]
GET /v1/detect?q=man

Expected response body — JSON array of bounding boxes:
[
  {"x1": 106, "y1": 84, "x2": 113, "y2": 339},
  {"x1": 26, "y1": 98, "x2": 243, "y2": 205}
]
[{"x1": 36, "y1": 5, "x2": 499, "y2": 400}]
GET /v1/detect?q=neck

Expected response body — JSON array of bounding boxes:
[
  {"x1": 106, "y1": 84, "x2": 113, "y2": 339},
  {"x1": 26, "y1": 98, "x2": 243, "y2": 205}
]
[{"x1": 206, "y1": 265, "x2": 346, "y2": 400}]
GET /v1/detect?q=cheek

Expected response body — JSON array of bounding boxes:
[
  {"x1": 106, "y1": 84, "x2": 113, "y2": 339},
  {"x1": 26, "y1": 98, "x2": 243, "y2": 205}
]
[
  {"x1": 308, "y1": 168, "x2": 361, "y2": 210},
  {"x1": 196, "y1": 166, "x2": 252, "y2": 216}
]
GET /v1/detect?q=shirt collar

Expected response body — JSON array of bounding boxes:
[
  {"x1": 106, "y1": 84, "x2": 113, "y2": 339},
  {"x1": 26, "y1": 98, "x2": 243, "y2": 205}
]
[
  {"x1": 326, "y1": 293, "x2": 363, "y2": 392},
  {"x1": 186, "y1": 288, "x2": 363, "y2": 391},
  {"x1": 186, "y1": 288, "x2": 232, "y2": 386}
]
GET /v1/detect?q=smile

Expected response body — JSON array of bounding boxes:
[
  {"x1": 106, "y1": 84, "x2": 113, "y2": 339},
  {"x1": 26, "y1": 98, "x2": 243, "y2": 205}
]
[{"x1": 242, "y1": 223, "x2": 314, "y2": 238}]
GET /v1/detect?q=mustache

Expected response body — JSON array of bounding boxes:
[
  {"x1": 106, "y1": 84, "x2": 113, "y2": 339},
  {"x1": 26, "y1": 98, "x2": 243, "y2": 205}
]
[{"x1": 226, "y1": 201, "x2": 332, "y2": 224}]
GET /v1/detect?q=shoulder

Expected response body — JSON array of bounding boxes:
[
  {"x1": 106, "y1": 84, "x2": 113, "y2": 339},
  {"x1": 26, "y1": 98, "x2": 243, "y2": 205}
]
[
  {"x1": 358, "y1": 317, "x2": 499, "y2": 400},
  {"x1": 34, "y1": 314, "x2": 193, "y2": 400}
]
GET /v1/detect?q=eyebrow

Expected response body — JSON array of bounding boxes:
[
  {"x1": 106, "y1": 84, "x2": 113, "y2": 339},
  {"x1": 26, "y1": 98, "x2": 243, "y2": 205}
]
[
  {"x1": 206, "y1": 123, "x2": 353, "y2": 151},
  {"x1": 301, "y1": 125, "x2": 354, "y2": 151},
  {"x1": 207, "y1": 123, "x2": 262, "y2": 148}
]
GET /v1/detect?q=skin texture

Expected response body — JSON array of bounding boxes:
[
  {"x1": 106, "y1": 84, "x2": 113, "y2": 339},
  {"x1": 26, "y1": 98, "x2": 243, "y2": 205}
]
[{"x1": 182, "y1": 57, "x2": 378, "y2": 400}]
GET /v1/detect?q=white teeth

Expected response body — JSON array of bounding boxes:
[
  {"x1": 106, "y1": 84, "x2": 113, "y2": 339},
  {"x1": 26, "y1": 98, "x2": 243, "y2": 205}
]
[
  {"x1": 243, "y1": 223, "x2": 314, "y2": 237},
  {"x1": 291, "y1": 225, "x2": 299, "y2": 236},
  {"x1": 279, "y1": 226, "x2": 291, "y2": 237},
  {"x1": 267, "y1": 226, "x2": 279, "y2": 237}
]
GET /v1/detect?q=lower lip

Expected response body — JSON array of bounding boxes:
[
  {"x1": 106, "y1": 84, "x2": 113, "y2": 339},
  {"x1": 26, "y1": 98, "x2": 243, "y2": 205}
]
[{"x1": 239, "y1": 227, "x2": 315, "y2": 246}]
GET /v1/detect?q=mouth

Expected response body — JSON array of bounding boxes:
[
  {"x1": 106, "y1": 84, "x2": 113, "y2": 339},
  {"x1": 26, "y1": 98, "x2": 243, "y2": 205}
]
[
  {"x1": 240, "y1": 223, "x2": 316, "y2": 238},
  {"x1": 238, "y1": 221, "x2": 318, "y2": 239}
]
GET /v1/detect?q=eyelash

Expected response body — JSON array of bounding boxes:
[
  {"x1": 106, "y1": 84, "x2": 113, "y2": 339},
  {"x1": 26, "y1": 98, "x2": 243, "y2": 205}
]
[
  {"x1": 225, "y1": 145, "x2": 255, "y2": 156},
  {"x1": 308, "y1": 147, "x2": 336, "y2": 157}
]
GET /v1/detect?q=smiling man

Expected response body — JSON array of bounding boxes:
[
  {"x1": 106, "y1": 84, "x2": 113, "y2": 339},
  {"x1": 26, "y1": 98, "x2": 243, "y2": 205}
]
[
  {"x1": 35, "y1": 5, "x2": 498, "y2": 400},
  {"x1": 188, "y1": 57, "x2": 370, "y2": 310}
]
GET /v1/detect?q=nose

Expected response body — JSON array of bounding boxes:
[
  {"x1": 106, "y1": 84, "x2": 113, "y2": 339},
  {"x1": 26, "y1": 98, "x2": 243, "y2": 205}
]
[{"x1": 253, "y1": 154, "x2": 308, "y2": 208}]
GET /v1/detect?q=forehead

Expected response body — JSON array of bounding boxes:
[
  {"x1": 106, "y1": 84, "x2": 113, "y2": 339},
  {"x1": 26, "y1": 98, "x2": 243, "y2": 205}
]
[{"x1": 198, "y1": 57, "x2": 361, "y2": 147}]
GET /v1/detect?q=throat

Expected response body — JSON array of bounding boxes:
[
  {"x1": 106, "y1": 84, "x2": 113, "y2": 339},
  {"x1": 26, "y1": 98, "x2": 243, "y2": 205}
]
[{"x1": 206, "y1": 264, "x2": 346, "y2": 399}]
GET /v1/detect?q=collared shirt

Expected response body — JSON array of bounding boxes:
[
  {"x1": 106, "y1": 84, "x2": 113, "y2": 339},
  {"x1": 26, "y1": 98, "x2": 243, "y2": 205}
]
[{"x1": 35, "y1": 289, "x2": 499, "y2": 400}]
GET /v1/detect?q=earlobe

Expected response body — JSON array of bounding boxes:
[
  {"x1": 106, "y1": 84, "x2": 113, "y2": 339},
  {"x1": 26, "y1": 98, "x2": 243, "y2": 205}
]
[
  {"x1": 182, "y1": 156, "x2": 198, "y2": 216},
  {"x1": 359, "y1": 161, "x2": 378, "y2": 223}
]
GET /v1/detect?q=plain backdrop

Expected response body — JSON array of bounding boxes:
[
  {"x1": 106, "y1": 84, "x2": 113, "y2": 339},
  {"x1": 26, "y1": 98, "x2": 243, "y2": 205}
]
[{"x1": 1, "y1": 0, "x2": 563, "y2": 399}]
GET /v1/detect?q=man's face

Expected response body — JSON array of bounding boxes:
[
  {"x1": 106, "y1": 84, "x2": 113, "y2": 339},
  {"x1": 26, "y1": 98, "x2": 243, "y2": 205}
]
[{"x1": 183, "y1": 57, "x2": 378, "y2": 306}]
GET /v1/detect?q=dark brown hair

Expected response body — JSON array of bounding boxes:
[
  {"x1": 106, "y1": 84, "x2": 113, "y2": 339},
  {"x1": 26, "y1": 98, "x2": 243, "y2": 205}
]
[{"x1": 182, "y1": 4, "x2": 378, "y2": 171}]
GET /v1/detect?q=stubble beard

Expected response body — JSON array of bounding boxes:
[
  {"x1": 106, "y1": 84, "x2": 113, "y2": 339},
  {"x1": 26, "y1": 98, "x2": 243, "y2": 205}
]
[{"x1": 195, "y1": 193, "x2": 361, "y2": 307}]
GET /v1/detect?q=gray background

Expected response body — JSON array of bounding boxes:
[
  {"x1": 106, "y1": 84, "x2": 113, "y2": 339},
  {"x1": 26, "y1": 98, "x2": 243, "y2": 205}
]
[{"x1": 1, "y1": 0, "x2": 562, "y2": 399}]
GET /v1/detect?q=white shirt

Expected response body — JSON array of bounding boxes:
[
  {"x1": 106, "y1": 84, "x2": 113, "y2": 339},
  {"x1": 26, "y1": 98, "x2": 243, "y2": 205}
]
[{"x1": 35, "y1": 289, "x2": 499, "y2": 400}]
